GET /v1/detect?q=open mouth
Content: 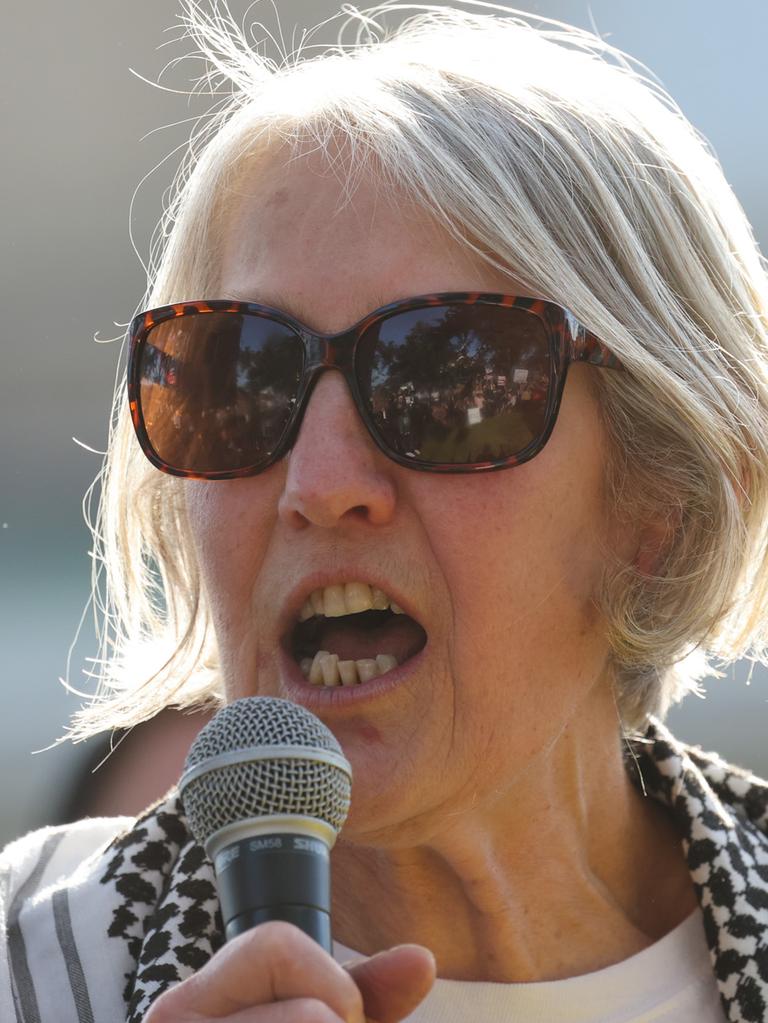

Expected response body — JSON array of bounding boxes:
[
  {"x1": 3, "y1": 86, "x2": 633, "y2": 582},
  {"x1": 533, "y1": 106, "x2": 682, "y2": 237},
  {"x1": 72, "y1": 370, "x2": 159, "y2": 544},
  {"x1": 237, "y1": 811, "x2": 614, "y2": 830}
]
[{"x1": 287, "y1": 589, "x2": 428, "y2": 687}]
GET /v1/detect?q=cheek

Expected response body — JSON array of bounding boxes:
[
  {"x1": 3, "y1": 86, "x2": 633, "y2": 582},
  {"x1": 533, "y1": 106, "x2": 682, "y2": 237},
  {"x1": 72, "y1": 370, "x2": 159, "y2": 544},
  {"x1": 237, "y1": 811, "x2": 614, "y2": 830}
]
[
  {"x1": 183, "y1": 480, "x2": 271, "y2": 630},
  {"x1": 432, "y1": 462, "x2": 606, "y2": 617},
  {"x1": 416, "y1": 424, "x2": 611, "y2": 718}
]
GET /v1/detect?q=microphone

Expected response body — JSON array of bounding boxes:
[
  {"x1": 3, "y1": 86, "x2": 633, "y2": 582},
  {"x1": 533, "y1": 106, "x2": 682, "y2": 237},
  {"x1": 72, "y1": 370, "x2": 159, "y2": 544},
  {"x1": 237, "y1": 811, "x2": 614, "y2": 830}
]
[{"x1": 179, "y1": 696, "x2": 352, "y2": 952}]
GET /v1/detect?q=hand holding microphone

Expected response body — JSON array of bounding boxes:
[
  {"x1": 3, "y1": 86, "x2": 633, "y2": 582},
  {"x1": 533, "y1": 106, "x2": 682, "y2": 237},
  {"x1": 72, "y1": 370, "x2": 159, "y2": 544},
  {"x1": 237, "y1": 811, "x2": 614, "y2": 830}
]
[
  {"x1": 144, "y1": 923, "x2": 435, "y2": 1023},
  {"x1": 145, "y1": 697, "x2": 435, "y2": 1022}
]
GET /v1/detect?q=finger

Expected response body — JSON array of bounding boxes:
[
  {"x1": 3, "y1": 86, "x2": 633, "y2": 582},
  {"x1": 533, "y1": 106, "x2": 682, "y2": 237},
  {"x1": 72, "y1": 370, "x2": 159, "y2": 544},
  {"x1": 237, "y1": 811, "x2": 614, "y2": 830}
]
[
  {"x1": 149, "y1": 922, "x2": 364, "y2": 1022},
  {"x1": 345, "y1": 945, "x2": 436, "y2": 1023},
  {"x1": 149, "y1": 996, "x2": 346, "y2": 1023},
  {"x1": 214, "y1": 998, "x2": 347, "y2": 1023}
]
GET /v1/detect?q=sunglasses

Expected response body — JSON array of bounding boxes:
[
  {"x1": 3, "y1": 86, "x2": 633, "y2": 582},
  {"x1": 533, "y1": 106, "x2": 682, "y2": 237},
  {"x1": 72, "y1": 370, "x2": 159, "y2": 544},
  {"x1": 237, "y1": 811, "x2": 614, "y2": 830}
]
[{"x1": 127, "y1": 292, "x2": 622, "y2": 480}]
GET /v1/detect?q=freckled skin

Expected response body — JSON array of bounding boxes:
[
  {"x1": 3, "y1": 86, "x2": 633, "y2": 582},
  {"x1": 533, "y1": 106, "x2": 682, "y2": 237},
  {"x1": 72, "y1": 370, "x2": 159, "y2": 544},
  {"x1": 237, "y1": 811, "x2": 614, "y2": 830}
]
[{"x1": 184, "y1": 148, "x2": 697, "y2": 982}]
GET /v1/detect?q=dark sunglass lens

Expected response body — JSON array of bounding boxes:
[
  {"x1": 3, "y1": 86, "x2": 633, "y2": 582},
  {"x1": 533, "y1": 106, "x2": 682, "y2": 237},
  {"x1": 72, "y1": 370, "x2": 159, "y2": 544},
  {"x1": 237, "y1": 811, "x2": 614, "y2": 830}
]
[
  {"x1": 358, "y1": 304, "x2": 553, "y2": 465},
  {"x1": 137, "y1": 312, "x2": 303, "y2": 473}
]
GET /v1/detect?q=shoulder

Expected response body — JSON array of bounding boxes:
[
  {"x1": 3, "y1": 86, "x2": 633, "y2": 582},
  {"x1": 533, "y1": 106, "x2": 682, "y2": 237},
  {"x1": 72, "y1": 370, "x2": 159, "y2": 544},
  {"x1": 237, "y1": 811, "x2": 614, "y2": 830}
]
[
  {"x1": 0, "y1": 795, "x2": 211, "y2": 1023},
  {"x1": 0, "y1": 816, "x2": 136, "y2": 1023},
  {"x1": 631, "y1": 718, "x2": 768, "y2": 836},
  {"x1": 627, "y1": 719, "x2": 768, "y2": 1023},
  {"x1": 0, "y1": 816, "x2": 134, "y2": 909}
]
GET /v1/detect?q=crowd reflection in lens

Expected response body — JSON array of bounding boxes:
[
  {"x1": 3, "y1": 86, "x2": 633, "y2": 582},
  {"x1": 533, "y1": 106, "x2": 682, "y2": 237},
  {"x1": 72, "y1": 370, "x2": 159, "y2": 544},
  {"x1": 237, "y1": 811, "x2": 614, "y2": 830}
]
[{"x1": 365, "y1": 304, "x2": 553, "y2": 463}]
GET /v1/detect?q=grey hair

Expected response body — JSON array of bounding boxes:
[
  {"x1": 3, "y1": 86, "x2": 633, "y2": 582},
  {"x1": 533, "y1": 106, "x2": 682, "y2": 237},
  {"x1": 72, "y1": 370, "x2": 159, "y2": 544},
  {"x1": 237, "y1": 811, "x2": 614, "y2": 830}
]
[{"x1": 67, "y1": 1, "x2": 768, "y2": 739}]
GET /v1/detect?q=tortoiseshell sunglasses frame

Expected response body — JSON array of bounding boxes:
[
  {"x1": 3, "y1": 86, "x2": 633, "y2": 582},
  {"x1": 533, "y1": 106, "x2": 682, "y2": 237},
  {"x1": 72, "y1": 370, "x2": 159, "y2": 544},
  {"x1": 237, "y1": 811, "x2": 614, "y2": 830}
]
[{"x1": 127, "y1": 291, "x2": 622, "y2": 480}]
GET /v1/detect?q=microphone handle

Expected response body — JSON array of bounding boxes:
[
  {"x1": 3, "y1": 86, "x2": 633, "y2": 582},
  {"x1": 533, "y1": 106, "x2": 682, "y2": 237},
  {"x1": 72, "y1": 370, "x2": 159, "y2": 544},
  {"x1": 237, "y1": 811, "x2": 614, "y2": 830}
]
[
  {"x1": 213, "y1": 832, "x2": 332, "y2": 953},
  {"x1": 225, "y1": 904, "x2": 331, "y2": 949}
]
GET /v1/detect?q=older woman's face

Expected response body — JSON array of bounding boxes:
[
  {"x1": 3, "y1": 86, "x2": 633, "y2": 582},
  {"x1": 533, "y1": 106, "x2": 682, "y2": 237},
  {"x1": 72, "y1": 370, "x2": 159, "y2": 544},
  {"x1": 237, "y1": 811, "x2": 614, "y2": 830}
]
[{"x1": 184, "y1": 151, "x2": 624, "y2": 840}]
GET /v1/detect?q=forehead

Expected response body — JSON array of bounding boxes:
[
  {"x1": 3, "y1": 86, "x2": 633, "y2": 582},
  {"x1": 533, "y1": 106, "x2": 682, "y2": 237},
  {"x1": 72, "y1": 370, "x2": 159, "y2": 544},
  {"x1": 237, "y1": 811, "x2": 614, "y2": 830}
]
[{"x1": 218, "y1": 147, "x2": 529, "y2": 331}]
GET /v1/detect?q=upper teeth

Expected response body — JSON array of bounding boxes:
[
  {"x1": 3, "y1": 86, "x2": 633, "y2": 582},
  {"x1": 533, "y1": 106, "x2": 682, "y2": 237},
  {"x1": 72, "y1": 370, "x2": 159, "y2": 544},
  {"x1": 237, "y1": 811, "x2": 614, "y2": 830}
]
[{"x1": 298, "y1": 582, "x2": 405, "y2": 621}]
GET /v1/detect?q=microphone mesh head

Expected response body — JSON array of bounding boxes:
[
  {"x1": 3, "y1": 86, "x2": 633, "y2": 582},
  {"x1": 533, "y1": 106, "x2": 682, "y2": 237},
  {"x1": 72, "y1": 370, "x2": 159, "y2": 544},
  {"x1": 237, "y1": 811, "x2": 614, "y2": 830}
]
[{"x1": 180, "y1": 697, "x2": 352, "y2": 847}]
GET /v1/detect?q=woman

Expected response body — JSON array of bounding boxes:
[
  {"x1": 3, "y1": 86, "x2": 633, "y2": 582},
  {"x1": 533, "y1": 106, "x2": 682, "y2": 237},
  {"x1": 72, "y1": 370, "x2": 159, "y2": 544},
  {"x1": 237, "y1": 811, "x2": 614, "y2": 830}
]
[{"x1": 2, "y1": 3, "x2": 768, "y2": 1021}]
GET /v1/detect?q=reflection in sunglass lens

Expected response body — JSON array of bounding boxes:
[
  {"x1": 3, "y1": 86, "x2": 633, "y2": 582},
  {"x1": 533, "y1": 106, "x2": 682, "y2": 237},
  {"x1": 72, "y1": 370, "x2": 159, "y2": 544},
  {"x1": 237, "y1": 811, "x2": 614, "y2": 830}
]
[
  {"x1": 358, "y1": 305, "x2": 553, "y2": 464},
  {"x1": 138, "y1": 312, "x2": 303, "y2": 473}
]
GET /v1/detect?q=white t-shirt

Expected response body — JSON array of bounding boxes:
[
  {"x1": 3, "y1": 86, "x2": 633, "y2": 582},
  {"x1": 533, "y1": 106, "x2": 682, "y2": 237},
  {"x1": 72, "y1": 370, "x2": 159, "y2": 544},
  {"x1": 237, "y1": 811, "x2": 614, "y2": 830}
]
[{"x1": 332, "y1": 906, "x2": 727, "y2": 1022}]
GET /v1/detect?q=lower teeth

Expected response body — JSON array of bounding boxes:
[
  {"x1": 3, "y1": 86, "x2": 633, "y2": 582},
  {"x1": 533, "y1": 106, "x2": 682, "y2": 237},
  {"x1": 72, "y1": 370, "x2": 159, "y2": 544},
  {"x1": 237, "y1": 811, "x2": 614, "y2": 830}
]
[{"x1": 300, "y1": 651, "x2": 400, "y2": 686}]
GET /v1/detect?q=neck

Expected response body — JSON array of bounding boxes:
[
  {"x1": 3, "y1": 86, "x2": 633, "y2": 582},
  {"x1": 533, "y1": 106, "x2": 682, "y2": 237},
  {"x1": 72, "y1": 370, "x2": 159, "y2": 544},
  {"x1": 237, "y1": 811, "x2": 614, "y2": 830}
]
[{"x1": 330, "y1": 696, "x2": 696, "y2": 982}]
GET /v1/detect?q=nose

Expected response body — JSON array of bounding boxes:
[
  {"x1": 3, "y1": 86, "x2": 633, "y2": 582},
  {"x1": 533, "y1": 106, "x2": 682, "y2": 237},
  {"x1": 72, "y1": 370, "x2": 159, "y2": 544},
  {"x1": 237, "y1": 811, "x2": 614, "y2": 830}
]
[{"x1": 277, "y1": 370, "x2": 398, "y2": 529}]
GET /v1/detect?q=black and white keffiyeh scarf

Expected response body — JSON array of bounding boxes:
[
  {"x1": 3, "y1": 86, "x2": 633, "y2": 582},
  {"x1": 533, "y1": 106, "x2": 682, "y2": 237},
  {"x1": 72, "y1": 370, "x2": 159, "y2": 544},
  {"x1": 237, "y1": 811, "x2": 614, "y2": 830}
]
[{"x1": 1, "y1": 718, "x2": 767, "y2": 1022}]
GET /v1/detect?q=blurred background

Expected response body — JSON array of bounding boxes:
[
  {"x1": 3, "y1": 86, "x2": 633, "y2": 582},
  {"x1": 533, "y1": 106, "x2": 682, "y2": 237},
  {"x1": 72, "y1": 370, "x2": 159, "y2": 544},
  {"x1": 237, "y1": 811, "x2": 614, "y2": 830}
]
[{"x1": 2, "y1": 0, "x2": 767, "y2": 848}]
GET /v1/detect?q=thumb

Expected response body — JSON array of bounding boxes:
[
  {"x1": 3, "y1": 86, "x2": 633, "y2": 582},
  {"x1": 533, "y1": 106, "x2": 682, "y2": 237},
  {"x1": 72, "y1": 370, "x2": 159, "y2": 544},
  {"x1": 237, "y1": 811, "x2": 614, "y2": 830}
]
[{"x1": 344, "y1": 944, "x2": 436, "y2": 1023}]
